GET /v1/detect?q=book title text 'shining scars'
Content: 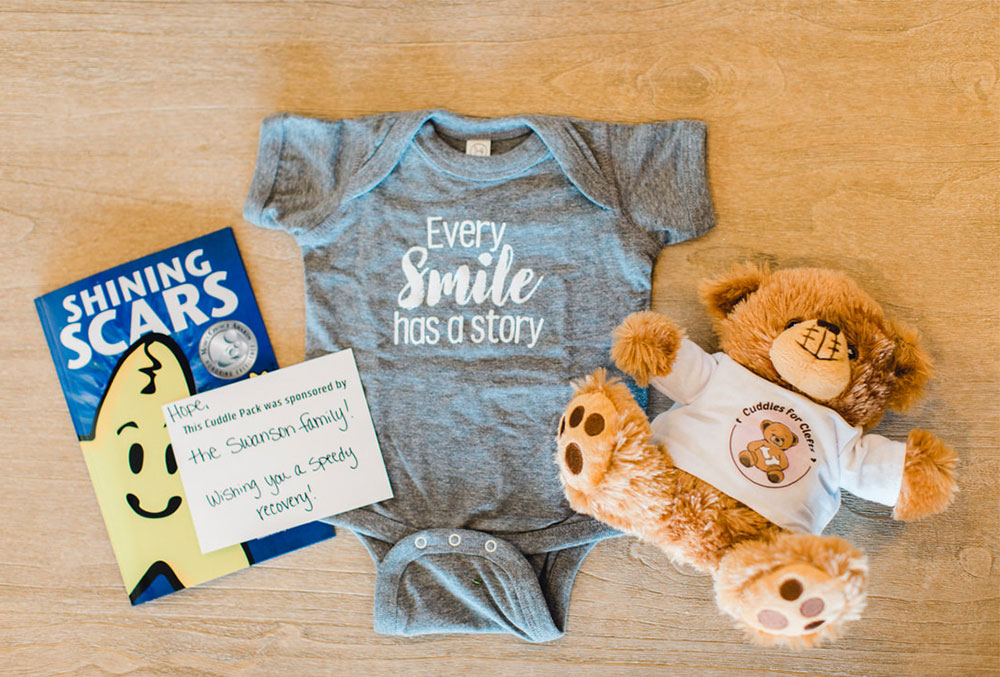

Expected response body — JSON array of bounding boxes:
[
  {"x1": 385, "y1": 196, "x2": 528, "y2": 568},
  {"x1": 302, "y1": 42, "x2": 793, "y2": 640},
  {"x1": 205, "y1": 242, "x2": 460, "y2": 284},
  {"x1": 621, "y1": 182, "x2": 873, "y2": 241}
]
[{"x1": 58, "y1": 249, "x2": 239, "y2": 369}]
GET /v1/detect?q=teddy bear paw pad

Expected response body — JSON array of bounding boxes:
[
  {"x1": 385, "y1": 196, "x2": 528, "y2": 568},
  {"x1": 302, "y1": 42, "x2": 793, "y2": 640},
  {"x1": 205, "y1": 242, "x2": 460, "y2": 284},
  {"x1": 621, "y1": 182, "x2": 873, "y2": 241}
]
[
  {"x1": 741, "y1": 562, "x2": 847, "y2": 638},
  {"x1": 556, "y1": 392, "x2": 620, "y2": 490}
]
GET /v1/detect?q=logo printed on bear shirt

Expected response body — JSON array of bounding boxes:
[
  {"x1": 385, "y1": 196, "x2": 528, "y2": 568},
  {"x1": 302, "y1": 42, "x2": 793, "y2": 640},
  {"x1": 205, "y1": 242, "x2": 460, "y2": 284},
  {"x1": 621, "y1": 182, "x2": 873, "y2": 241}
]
[{"x1": 728, "y1": 402, "x2": 817, "y2": 489}]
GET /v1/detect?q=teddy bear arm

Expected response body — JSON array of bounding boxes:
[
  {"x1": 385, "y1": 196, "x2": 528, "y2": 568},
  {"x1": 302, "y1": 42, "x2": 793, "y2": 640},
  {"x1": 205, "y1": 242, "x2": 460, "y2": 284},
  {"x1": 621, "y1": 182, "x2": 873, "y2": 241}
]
[
  {"x1": 610, "y1": 311, "x2": 685, "y2": 387},
  {"x1": 838, "y1": 433, "x2": 911, "y2": 508},
  {"x1": 892, "y1": 429, "x2": 958, "y2": 521}
]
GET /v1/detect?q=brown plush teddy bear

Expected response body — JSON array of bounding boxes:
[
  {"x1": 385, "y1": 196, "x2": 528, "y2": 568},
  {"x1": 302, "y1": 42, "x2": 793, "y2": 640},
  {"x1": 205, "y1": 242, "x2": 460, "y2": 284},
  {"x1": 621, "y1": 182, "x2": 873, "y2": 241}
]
[{"x1": 555, "y1": 264, "x2": 958, "y2": 647}]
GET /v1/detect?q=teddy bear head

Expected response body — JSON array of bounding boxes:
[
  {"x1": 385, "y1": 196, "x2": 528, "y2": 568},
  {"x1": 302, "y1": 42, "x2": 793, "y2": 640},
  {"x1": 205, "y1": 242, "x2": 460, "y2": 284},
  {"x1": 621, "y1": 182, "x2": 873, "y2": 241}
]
[
  {"x1": 700, "y1": 264, "x2": 932, "y2": 430},
  {"x1": 761, "y1": 420, "x2": 797, "y2": 449}
]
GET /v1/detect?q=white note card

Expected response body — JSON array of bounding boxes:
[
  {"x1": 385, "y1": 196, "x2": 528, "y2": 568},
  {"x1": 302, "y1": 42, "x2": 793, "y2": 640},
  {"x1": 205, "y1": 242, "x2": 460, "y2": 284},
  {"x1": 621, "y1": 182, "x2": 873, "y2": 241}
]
[{"x1": 163, "y1": 349, "x2": 392, "y2": 554}]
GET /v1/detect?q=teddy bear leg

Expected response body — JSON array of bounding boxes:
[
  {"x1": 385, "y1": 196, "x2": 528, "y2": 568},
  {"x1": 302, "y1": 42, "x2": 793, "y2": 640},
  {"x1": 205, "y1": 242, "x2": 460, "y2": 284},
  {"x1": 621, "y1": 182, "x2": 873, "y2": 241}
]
[
  {"x1": 714, "y1": 533, "x2": 867, "y2": 647},
  {"x1": 555, "y1": 369, "x2": 654, "y2": 495}
]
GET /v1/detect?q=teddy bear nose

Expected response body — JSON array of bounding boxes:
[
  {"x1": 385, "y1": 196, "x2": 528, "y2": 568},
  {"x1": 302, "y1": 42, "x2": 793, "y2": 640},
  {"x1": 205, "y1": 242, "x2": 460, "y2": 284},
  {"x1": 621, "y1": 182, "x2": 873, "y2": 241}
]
[{"x1": 816, "y1": 319, "x2": 841, "y2": 335}]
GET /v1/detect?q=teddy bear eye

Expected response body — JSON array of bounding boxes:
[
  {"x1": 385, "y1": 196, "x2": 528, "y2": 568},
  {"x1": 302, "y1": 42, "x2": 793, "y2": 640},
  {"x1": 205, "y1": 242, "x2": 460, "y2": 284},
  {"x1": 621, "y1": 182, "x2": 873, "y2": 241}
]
[
  {"x1": 847, "y1": 344, "x2": 858, "y2": 360},
  {"x1": 785, "y1": 318, "x2": 803, "y2": 330}
]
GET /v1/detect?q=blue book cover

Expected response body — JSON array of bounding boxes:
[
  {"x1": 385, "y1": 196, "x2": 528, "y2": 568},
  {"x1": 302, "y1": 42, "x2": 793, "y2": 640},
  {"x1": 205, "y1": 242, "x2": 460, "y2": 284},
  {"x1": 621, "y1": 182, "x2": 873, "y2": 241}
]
[{"x1": 35, "y1": 227, "x2": 335, "y2": 604}]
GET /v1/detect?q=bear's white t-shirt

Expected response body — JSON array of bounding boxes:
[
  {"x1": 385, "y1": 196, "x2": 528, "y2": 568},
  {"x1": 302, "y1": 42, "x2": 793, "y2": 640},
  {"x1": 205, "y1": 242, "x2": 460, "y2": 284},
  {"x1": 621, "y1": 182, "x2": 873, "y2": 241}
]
[{"x1": 649, "y1": 340, "x2": 906, "y2": 534}]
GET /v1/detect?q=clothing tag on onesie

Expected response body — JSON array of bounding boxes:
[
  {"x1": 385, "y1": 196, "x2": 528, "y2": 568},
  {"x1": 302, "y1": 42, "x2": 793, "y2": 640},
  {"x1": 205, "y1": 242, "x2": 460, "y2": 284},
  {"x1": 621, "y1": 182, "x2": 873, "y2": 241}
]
[
  {"x1": 163, "y1": 349, "x2": 392, "y2": 554},
  {"x1": 465, "y1": 138, "x2": 491, "y2": 156}
]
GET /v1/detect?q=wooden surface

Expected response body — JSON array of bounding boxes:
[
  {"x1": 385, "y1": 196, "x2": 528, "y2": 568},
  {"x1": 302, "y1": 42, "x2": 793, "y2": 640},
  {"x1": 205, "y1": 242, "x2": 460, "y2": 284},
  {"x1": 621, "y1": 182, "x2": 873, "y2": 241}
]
[{"x1": 3, "y1": 1, "x2": 998, "y2": 674}]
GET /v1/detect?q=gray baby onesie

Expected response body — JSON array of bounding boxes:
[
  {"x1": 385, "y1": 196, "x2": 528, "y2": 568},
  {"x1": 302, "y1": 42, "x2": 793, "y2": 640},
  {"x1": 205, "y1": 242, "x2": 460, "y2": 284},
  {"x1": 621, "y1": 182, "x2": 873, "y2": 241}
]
[{"x1": 244, "y1": 110, "x2": 715, "y2": 641}]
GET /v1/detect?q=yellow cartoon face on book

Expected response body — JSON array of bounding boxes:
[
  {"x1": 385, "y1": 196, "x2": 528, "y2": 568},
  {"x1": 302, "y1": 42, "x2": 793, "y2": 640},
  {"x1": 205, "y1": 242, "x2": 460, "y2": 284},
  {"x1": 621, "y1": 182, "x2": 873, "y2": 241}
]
[{"x1": 80, "y1": 334, "x2": 249, "y2": 602}]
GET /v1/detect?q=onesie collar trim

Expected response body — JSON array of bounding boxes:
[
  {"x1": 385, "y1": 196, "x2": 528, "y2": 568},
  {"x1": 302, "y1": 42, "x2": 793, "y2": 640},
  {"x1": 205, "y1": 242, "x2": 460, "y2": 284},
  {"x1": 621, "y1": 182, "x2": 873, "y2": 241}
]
[
  {"x1": 413, "y1": 112, "x2": 550, "y2": 181},
  {"x1": 343, "y1": 110, "x2": 617, "y2": 210}
]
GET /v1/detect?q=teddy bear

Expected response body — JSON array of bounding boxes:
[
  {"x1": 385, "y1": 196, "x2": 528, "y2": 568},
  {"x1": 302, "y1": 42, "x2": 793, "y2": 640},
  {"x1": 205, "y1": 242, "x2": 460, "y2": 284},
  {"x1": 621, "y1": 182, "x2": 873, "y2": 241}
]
[
  {"x1": 740, "y1": 420, "x2": 798, "y2": 484},
  {"x1": 554, "y1": 263, "x2": 958, "y2": 647}
]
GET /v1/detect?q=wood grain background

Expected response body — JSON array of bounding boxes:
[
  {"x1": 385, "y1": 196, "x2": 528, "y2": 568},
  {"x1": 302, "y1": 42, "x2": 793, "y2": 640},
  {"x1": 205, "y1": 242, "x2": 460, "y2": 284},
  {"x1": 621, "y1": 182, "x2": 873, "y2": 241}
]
[{"x1": 2, "y1": 1, "x2": 997, "y2": 674}]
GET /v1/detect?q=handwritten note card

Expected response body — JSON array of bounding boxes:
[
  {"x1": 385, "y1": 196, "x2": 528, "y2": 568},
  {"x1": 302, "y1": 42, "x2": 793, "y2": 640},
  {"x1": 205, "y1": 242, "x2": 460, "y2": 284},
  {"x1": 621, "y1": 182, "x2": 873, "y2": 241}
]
[{"x1": 163, "y1": 349, "x2": 392, "y2": 554}]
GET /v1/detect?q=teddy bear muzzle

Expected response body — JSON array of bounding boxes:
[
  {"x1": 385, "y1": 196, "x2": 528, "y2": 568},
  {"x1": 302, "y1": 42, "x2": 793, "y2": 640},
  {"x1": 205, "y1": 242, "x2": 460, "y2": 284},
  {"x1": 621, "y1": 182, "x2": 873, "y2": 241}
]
[{"x1": 769, "y1": 319, "x2": 851, "y2": 401}]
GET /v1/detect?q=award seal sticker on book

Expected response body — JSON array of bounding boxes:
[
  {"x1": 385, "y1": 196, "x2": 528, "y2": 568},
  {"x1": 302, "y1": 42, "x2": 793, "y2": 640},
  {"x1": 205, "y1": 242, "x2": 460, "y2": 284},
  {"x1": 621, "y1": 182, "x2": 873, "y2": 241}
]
[
  {"x1": 199, "y1": 320, "x2": 259, "y2": 379},
  {"x1": 35, "y1": 228, "x2": 336, "y2": 604}
]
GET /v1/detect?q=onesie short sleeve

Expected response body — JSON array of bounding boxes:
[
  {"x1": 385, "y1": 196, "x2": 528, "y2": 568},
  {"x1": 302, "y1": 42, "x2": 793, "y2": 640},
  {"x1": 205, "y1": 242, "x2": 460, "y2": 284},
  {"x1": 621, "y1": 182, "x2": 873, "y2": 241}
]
[
  {"x1": 610, "y1": 120, "x2": 715, "y2": 245},
  {"x1": 243, "y1": 114, "x2": 344, "y2": 236},
  {"x1": 244, "y1": 113, "x2": 409, "y2": 238},
  {"x1": 839, "y1": 433, "x2": 906, "y2": 506}
]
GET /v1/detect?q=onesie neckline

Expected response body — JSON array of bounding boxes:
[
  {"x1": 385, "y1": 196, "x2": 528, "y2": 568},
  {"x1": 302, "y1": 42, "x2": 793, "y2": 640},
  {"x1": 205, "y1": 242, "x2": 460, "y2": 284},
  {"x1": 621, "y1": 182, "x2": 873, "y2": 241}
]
[
  {"x1": 413, "y1": 111, "x2": 551, "y2": 181},
  {"x1": 339, "y1": 109, "x2": 619, "y2": 211}
]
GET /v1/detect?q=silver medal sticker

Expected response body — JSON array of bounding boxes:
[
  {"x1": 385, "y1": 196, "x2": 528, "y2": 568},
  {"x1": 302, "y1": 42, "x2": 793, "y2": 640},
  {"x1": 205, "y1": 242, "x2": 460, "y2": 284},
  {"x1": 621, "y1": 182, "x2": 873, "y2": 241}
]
[{"x1": 198, "y1": 320, "x2": 259, "y2": 379}]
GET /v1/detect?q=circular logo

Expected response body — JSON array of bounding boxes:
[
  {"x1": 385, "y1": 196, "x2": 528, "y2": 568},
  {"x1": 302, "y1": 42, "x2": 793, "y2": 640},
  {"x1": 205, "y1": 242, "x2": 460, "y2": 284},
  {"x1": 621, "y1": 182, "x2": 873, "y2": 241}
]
[
  {"x1": 198, "y1": 320, "x2": 258, "y2": 379},
  {"x1": 728, "y1": 406, "x2": 815, "y2": 489}
]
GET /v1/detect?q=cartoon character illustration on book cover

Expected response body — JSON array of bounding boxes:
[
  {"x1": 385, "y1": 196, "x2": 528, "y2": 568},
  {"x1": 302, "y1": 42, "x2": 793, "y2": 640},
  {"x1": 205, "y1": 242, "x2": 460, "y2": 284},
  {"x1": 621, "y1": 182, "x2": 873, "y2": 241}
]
[{"x1": 79, "y1": 333, "x2": 251, "y2": 603}]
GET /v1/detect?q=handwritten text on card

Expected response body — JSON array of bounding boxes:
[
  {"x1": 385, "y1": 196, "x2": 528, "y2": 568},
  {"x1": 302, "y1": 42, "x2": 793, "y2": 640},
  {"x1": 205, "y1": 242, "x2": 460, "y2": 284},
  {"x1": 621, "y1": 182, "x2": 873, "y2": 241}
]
[{"x1": 163, "y1": 349, "x2": 392, "y2": 553}]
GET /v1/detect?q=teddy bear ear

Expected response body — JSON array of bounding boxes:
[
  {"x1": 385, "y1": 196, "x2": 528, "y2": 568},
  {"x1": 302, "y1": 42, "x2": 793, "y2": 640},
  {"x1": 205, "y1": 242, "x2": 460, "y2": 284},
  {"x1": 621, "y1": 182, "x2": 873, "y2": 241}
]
[
  {"x1": 699, "y1": 262, "x2": 771, "y2": 320},
  {"x1": 886, "y1": 319, "x2": 933, "y2": 412}
]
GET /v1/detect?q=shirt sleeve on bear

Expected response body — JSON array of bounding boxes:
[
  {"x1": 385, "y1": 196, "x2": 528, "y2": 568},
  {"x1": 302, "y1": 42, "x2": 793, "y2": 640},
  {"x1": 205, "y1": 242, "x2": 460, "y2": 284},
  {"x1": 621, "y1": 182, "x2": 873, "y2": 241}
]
[
  {"x1": 610, "y1": 120, "x2": 716, "y2": 245},
  {"x1": 648, "y1": 338, "x2": 717, "y2": 405},
  {"x1": 243, "y1": 113, "x2": 363, "y2": 238},
  {"x1": 838, "y1": 432, "x2": 906, "y2": 506}
]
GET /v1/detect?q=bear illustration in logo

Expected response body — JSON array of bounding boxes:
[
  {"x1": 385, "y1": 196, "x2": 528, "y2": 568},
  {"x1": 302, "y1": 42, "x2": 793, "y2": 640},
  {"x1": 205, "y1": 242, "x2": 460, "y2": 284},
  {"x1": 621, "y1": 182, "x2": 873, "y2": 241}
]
[
  {"x1": 738, "y1": 420, "x2": 799, "y2": 484},
  {"x1": 80, "y1": 333, "x2": 251, "y2": 603}
]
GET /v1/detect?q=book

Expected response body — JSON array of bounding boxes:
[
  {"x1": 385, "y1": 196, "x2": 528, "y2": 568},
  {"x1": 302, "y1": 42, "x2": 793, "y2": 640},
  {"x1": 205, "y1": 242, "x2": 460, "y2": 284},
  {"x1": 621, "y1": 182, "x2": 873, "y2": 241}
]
[{"x1": 35, "y1": 227, "x2": 335, "y2": 604}]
